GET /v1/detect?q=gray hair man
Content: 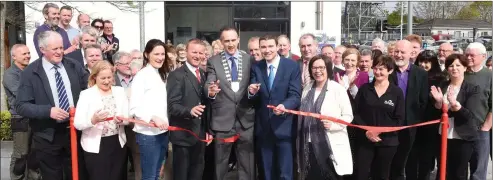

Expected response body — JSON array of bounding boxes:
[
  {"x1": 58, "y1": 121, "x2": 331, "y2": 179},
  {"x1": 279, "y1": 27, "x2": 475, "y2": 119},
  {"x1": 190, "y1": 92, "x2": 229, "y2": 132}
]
[
  {"x1": 129, "y1": 49, "x2": 143, "y2": 76},
  {"x1": 3, "y1": 44, "x2": 41, "y2": 180},
  {"x1": 298, "y1": 33, "x2": 319, "y2": 87},
  {"x1": 65, "y1": 26, "x2": 99, "y2": 67},
  {"x1": 16, "y1": 31, "x2": 89, "y2": 180},
  {"x1": 464, "y1": 42, "x2": 492, "y2": 180},
  {"x1": 278, "y1": 35, "x2": 300, "y2": 60},
  {"x1": 437, "y1": 42, "x2": 454, "y2": 71},
  {"x1": 334, "y1": 45, "x2": 347, "y2": 70},
  {"x1": 113, "y1": 51, "x2": 133, "y2": 88},
  {"x1": 77, "y1": 14, "x2": 90, "y2": 30},
  {"x1": 33, "y1": 3, "x2": 73, "y2": 57},
  {"x1": 371, "y1": 38, "x2": 386, "y2": 52},
  {"x1": 248, "y1": 36, "x2": 262, "y2": 61}
]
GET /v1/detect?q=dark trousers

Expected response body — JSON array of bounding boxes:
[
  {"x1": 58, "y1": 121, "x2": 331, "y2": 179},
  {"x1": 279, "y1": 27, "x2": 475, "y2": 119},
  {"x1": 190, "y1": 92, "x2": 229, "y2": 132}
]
[
  {"x1": 469, "y1": 130, "x2": 491, "y2": 180},
  {"x1": 436, "y1": 138, "x2": 474, "y2": 180},
  {"x1": 32, "y1": 130, "x2": 82, "y2": 180},
  {"x1": 406, "y1": 128, "x2": 440, "y2": 180},
  {"x1": 390, "y1": 128, "x2": 417, "y2": 180},
  {"x1": 203, "y1": 141, "x2": 216, "y2": 180},
  {"x1": 83, "y1": 135, "x2": 127, "y2": 180},
  {"x1": 214, "y1": 121, "x2": 255, "y2": 180},
  {"x1": 10, "y1": 126, "x2": 41, "y2": 180},
  {"x1": 306, "y1": 143, "x2": 342, "y2": 180},
  {"x1": 172, "y1": 142, "x2": 205, "y2": 180},
  {"x1": 257, "y1": 133, "x2": 293, "y2": 180},
  {"x1": 354, "y1": 143, "x2": 397, "y2": 180},
  {"x1": 125, "y1": 125, "x2": 141, "y2": 180}
]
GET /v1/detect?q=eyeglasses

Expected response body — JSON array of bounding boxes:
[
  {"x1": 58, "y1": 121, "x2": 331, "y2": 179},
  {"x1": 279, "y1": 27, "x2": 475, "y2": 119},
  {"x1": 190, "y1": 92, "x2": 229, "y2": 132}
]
[
  {"x1": 94, "y1": 26, "x2": 103, "y2": 30},
  {"x1": 311, "y1": 66, "x2": 326, "y2": 71},
  {"x1": 117, "y1": 62, "x2": 130, "y2": 66}
]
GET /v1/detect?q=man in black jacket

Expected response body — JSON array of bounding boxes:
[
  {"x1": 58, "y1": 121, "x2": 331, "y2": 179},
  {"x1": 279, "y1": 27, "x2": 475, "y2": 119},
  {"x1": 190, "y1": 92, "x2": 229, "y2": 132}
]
[
  {"x1": 15, "y1": 31, "x2": 89, "y2": 180},
  {"x1": 389, "y1": 40, "x2": 429, "y2": 180},
  {"x1": 167, "y1": 38, "x2": 209, "y2": 180}
]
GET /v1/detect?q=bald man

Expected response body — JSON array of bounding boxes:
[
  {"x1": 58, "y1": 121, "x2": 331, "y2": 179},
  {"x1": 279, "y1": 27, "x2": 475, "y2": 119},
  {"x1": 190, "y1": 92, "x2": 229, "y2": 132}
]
[
  {"x1": 248, "y1": 36, "x2": 262, "y2": 61},
  {"x1": 389, "y1": 40, "x2": 429, "y2": 180},
  {"x1": 437, "y1": 43, "x2": 453, "y2": 71},
  {"x1": 4, "y1": 44, "x2": 41, "y2": 180},
  {"x1": 277, "y1": 35, "x2": 300, "y2": 60}
]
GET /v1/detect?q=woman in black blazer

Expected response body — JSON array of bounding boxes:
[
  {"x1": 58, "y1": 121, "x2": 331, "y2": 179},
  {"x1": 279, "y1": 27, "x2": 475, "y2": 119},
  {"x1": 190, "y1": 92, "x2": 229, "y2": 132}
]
[{"x1": 430, "y1": 54, "x2": 481, "y2": 180}]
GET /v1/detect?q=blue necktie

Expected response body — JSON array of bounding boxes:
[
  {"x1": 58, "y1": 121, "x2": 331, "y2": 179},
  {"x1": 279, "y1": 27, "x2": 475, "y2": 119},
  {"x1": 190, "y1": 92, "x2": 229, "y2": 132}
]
[
  {"x1": 268, "y1": 65, "x2": 275, "y2": 90},
  {"x1": 229, "y1": 57, "x2": 238, "y2": 81},
  {"x1": 54, "y1": 65, "x2": 70, "y2": 112}
]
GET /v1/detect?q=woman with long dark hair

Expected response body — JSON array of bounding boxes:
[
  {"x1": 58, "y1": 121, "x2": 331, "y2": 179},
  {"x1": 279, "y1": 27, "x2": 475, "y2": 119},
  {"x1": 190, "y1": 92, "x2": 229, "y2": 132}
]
[
  {"x1": 129, "y1": 39, "x2": 171, "y2": 180},
  {"x1": 409, "y1": 50, "x2": 447, "y2": 180}
]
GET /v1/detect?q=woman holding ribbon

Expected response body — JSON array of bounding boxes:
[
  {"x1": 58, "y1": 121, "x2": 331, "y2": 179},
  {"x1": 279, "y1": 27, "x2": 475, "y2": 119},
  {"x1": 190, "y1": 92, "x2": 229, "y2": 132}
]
[
  {"x1": 295, "y1": 54, "x2": 354, "y2": 180},
  {"x1": 74, "y1": 60, "x2": 129, "y2": 180},
  {"x1": 129, "y1": 39, "x2": 171, "y2": 180},
  {"x1": 352, "y1": 55, "x2": 405, "y2": 180},
  {"x1": 430, "y1": 54, "x2": 481, "y2": 180}
]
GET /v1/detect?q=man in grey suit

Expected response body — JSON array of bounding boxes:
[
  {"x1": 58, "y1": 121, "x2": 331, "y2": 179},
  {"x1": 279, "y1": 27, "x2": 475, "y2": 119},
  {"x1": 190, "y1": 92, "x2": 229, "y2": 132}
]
[{"x1": 205, "y1": 27, "x2": 256, "y2": 180}]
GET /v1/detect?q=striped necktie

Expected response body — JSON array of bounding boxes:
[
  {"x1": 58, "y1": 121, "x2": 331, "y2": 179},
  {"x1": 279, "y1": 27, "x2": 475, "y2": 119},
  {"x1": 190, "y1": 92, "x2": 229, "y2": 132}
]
[{"x1": 54, "y1": 65, "x2": 70, "y2": 112}]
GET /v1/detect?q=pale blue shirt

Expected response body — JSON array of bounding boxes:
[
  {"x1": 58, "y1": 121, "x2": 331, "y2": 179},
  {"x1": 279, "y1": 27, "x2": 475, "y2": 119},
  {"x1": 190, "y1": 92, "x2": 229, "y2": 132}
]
[
  {"x1": 65, "y1": 26, "x2": 80, "y2": 43},
  {"x1": 224, "y1": 50, "x2": 240, "y2": 72},
  {"x1": 42, "y1": 58, "x2": 75, "y2": 108}
]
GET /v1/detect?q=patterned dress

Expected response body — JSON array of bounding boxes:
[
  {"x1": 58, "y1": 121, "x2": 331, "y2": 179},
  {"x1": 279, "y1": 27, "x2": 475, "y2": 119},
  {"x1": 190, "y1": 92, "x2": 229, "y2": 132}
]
[{"x1": 100, "y1": 94, "x2": 119, "y2": 137}]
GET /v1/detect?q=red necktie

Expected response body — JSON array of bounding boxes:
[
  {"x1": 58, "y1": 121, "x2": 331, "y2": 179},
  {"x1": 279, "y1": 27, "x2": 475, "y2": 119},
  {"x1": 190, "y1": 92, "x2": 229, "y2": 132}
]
[{"x1": 195, "y1": 68, "x2": 201, "y2": 83}]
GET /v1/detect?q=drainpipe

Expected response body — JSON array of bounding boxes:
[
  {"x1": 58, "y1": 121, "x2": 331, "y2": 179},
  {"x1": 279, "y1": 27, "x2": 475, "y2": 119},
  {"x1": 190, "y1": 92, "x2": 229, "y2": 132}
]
[{"x1": 316, "y1": 2, "x2": 323, "y2": 30}]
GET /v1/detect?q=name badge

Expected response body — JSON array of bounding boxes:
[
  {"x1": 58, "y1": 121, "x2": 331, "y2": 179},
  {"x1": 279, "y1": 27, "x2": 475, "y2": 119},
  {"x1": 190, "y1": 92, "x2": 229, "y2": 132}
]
[{"x1": 231, "y1": 82, "x2": 240, "y2": 92}]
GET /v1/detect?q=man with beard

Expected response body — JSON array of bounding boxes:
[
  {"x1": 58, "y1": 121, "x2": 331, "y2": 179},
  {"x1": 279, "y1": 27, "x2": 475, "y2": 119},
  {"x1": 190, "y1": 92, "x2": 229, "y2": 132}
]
[
  {"x1": 278, "y1": 35, "x2": 300, "y2": 61},
  {"x1": 58, "y1": 6, "x2": 79, "y2": 43},
  {"x1": 33, "y1": 3, "x2": 74, "y2": 57},
  {"x1": 437, "y1": 42, "x2": 454, "y2": 71},
  {"x1": 248, "y1": 36, "x2": 262, "y2": 61},
  {"x1": 389, "y1": 40, "x2": 429, "y2": 180},
  {"x1": 205, "y1": 27, "x2": 256, "y2": 180},
  {"x1": 4, "y1": 44, "x2": 41, "y2": 180},
  {"x1": 76, "y1": 14, "x2": 91, "y2": 31}
]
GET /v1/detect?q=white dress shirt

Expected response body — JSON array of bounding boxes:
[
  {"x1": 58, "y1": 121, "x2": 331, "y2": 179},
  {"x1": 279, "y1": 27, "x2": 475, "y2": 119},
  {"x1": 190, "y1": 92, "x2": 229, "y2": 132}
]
[
  {"x1": 42, "y1": 58, "x2": 74, "y2": 108},
  {"x1": 266, "y1": 55, "x2": 281, "y2": 77},
  {"x1": 74, "y1": 86, "x2": 129, "y2": 153},
  {"x1": 129, "y1": 65, "x2": 169, "y2": 135},
  {"x1": 185, "y1": 61, "x2": 200, "y2": 78}
]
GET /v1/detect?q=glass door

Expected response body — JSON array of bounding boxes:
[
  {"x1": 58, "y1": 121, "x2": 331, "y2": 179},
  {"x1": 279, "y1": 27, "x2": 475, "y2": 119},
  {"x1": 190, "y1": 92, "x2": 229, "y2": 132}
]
[{"x1": 234, "y1": 19, "x2": 289, "y2": 51}]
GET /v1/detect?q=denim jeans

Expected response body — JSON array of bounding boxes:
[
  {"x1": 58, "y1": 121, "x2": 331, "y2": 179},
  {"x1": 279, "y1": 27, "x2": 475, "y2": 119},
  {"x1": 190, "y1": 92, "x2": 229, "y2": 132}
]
[
  {"x1": 136, "y1": 132, "x2": 169, "y2": 180},
  {"x1": 469, "y1": 130, "x2": 491, "y2": 180}
]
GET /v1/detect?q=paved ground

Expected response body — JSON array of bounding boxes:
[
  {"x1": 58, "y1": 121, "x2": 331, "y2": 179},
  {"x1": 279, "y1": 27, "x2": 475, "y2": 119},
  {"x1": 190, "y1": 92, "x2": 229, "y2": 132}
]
[{"x1": 1, "y1": 141, "x2": 491, "y2": 180}]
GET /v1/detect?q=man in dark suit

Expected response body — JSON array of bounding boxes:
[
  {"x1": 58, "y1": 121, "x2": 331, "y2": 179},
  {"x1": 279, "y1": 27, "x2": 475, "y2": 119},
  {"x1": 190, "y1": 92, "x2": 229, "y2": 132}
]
[
  {"x1": 15, "y1": 31, "x2": 88, "y2": 180},
  {"x1": 297, "y1": 33, "x2": 342, "y2": 89},
  {"x1": 249, "y1": 35, "x2": 302, "y2": 180},
  {"x1": 205, "y1": 27, "x2": 256, "y2": 180},
  {"x1": 389, "y1": 40, "x2": 429, "y2": 180},
  {"x1": 65, "y1": 26, "x2": 99, "y2": 67},
  {"x1": 167, "y1": 38, "x2": 209, "y2": 180}
]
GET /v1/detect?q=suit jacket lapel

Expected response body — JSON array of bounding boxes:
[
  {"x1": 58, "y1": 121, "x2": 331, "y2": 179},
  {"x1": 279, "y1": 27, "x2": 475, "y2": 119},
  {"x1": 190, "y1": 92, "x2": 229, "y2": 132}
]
[
  {"x1": 259, "y1": 61, "x2": 269, "y2": 94},
  {"x1": 185, "y1": 67, "x2": 201, "y2": 97},
  {"x1": 239, "y1": 53, "x2": 250, "y2": 93},
  {"x1": 214, "y1": 58, "x2": 232, "y2": 89},
  {"x1": 407, "y1": 65, "x2": 417, "y2": 98},
  {"x1": 35, "y1": 60, "x2": 55, "y2": 106}
]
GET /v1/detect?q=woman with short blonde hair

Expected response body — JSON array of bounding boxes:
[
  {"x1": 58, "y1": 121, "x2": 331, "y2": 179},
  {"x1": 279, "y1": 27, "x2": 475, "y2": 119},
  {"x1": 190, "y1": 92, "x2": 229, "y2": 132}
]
[
  {"x1": 74, "y1": 60, "x2": 130, "y2": 180},
  {"x1": 211, "y1": 39, "x2": 224, "y2": 56}
]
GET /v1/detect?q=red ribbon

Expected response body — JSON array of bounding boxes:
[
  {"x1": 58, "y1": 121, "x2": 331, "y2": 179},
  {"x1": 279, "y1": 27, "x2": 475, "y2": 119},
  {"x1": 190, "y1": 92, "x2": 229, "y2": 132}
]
[
  {"x1": 104, "y1": 116, "x2": 239, "y2": 143},
  {"x1": 266, "y1": 105, "x2": 440, "y2": 133}
]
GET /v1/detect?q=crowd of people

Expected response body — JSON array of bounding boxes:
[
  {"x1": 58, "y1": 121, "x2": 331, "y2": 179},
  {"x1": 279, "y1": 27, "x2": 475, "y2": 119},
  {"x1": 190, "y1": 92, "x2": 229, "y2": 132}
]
[{"x1": 3, "y1": 2, "x2": 492, "y2": 180}]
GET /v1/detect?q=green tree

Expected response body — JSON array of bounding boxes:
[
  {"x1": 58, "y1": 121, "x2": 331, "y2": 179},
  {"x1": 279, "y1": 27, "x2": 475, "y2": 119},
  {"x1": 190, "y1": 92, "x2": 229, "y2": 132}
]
[
  {"x1": 455, "y1": 5, "x2": 480, "y2": 20},
  {"x1": 470, "y1": 1, "x2": 492, "y2": 22}
]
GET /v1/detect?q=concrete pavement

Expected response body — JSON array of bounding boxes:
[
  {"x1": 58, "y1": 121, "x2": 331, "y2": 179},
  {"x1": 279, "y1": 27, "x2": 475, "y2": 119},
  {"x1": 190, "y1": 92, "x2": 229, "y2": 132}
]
[{"x1": 1, "y1": 141, "x2": 491, "y2": 180}]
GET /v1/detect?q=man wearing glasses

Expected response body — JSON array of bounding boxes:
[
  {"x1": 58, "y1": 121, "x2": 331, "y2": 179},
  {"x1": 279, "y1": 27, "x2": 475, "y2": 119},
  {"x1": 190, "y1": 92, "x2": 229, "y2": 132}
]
[
  {"x1": 437, "y1": 43, "x2": 454, "y2": 71},
  {"x1": 102, "y1": 20, "x2": 120, "y2": 63}
]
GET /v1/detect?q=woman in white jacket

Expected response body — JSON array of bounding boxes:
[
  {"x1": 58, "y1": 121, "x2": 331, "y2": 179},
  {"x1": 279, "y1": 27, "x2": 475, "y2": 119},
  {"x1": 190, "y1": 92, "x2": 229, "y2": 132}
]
[
  {"x1": 295, "y1": 55, "x2": 354, "y2": 180},
  {"x1": 74, "y1": 60, "x2": 129, "y2": 180}
]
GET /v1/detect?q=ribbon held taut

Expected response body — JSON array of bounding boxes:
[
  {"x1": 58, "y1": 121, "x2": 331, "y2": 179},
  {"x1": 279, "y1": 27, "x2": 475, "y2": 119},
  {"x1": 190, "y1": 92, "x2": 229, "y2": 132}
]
[
  {"x1": 266, "y1": 105, "x2": 440, "y2": 133},
  {"x1": 107, "y1": 116, "x2": 240, "y2": 143}
]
